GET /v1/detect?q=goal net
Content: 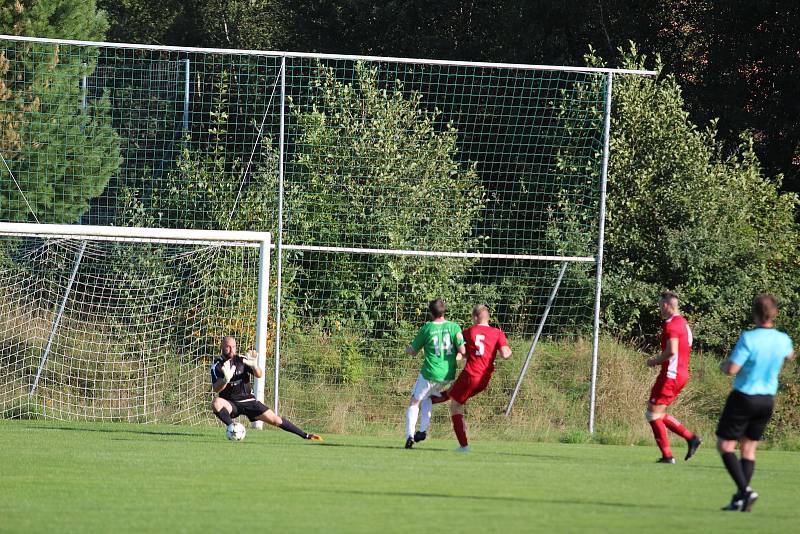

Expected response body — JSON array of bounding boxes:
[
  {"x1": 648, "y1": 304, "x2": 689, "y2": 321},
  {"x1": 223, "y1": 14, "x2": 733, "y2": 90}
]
[
  {"x1": 0, "y1": 223, "x2": 271, "y2": 424},
  {"x1": 0, "y1": 35, "x2": 651, "y2": 433}
]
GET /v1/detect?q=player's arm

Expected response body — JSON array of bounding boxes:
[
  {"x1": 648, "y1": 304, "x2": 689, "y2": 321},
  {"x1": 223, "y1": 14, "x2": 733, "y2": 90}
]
[
  {"x1": 212, "y1": 378, "x2": 227, "y2": 393},
  {"x1": 647, "y1": 337, "x2": 678, "y2": 367},
  {"x1": 719, "y1": 359, "x2": 741, "y2": 376},
  {"x1": 211, "y1": 360, "x2": 235, "y2": 393},
  {"x1": 498, "y1": 331, "x2": 512, "y2": 360},
  {"x1": 243, "y1": 349, "x2": 263, "y2": 378},
  {"x1": 720, "y1": 335, "x2": 749, "y2": 375},
  {"x1": 455, "y1": 331, "x2": 465, "y2": 361},
  {"x1": 406, "y1": 327, "x2": 426, "y2": 355}
]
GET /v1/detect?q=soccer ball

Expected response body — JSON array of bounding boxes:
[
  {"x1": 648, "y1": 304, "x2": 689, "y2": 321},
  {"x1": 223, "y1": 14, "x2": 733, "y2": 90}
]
[{"x1": 226, "y1": 422, "x2": 246, "y2": 441}]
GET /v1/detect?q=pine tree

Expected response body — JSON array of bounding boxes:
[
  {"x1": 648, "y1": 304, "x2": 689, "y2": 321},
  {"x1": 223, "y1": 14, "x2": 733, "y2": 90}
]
[{"x1": 0, "y1": 0, "x2": 120, "y2": 223}]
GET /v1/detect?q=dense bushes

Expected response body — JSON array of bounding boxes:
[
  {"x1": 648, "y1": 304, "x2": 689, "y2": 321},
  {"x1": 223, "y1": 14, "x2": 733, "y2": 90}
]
[
  {"x1": 589, "y1": 45, "x2": 800, "y2": 352},
  {"x1": 285, "y1": 63, "x2": 484, "y2": 334}
]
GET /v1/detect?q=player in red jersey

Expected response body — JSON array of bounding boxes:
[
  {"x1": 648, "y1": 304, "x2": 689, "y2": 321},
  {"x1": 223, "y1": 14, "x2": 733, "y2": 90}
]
[
  {"x1": 645, "y1": 291, "x2": 702, "y2": 463},
  {"x1": 432, "y1": 304, "x2": 511, "y2": 451}
]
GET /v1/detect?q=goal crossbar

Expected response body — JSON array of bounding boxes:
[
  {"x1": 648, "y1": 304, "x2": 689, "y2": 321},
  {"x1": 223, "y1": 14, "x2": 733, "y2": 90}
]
[
  {"x1": 0, "y1": 34, "x2": 657, "y2": 76},
  {"x1": 0, "y1": 222, "x2": 270, "y2": 247},
  {"x1": 2, "y1": 223, "x2": 272, "y2": 428}
]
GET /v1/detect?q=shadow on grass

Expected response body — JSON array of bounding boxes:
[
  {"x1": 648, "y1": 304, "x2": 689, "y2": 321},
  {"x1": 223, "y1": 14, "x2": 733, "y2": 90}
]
[
  {"x1": 21, "y1": 423, "x2": 205, "y2": 438},
  {"x1": 315, "y1": 441, "x2": 574, "y2": 461},
  {"x1": 327, "y1": 488, "x2": 708, "y2": 511}
]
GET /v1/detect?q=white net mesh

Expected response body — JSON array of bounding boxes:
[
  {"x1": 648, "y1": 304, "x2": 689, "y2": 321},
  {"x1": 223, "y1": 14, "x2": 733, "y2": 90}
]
[
  {"x1": 0, "y1": 35, "x2": 635, "y2": 433},
  {"x1": 0, "y1": 233, "x2": 262, "y2": 423}
]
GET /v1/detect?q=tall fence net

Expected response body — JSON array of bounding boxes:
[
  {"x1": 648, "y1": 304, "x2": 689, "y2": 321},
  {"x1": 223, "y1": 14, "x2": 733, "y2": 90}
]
[{"x1": 0, "y1": 36, "x2": 611, "y2": 434}]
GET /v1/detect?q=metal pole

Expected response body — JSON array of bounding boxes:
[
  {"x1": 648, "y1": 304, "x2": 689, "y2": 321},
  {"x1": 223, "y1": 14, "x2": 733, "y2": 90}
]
[
  {"x1": 81, "y1": 73, "x2": 87, "y2": 109},
  {"x1": 505, "y1": 261, "x2": 569, "y2": 416},
  {"x1": 252, "y1": 235, "x2": 271, "y2": 429},
  {"x1": 182, "y1": 58, "x2": 190, "y2": 131},
  {"x1": 273, "y1": 57, "x2": 286, "y2": 414},
  {"x1": 30, "y1": 242, "x2": 86, "y2": 396},
  {"x1": 589, "y1": 73, "x2": 614, "y2": 434}
]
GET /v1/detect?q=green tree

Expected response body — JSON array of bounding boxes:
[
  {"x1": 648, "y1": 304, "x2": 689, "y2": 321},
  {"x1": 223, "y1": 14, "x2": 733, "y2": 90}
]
[
  {"x1": 286, "y1": 62, "x2": 484, "y2": 333},
  {"x1": 602, "y1": 1, "x2": 800, "y2": 192},
  {"x1": 0, "y1": 0, "x2": 121, "y2": 223},
  {"x1": 118, "y1": 75, "x2": 281, "y2": 347},
  {"x1": 585, "y1": 45, "x2": 800, "y2": 351}
]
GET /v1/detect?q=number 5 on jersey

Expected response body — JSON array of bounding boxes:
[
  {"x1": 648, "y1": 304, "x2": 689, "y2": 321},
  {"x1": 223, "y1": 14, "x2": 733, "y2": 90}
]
[{"x1": 473, "y1": 334, "x2": 485, "y2": 357}]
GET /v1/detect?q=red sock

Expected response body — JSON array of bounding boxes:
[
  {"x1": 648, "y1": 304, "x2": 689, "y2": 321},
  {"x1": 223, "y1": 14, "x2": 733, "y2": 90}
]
[
  {"x1": 451, "y1": 414, "x2": 468, "y2": 447},
  {"x1": 663, "y1": 414, "x2": 694, "y2": 440},
  {"x1": 649, "y1": 418, "x2": 672, "y2": 458}
]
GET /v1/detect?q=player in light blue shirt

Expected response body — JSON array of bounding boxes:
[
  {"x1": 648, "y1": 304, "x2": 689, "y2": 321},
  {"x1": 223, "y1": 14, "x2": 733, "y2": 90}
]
[
  {"x1": 716, "y1": 294, "x2": 795, "y2": 512},
  {"x1": 729, "y1": 328, "x2": 793, "y2": 396}
]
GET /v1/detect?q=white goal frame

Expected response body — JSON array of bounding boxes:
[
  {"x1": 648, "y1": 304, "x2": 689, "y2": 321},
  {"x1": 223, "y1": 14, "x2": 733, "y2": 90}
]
[
  {"x1": 0, "y1": 222, "x2": 272, "y2": 429},
  {"x1": 0, "y1": 34, "x2": 657, "y2": 433}
]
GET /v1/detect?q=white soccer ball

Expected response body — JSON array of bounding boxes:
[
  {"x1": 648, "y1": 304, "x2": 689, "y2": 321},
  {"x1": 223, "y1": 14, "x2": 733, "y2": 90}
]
[{"x1": 226, "y1": 422, "x2": 246, "y2": 441}]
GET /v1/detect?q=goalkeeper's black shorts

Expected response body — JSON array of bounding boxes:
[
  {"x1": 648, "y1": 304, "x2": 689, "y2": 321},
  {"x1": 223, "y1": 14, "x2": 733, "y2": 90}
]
[{"x1": 227, "y1": 397, "x2": 270, "y2": 421}]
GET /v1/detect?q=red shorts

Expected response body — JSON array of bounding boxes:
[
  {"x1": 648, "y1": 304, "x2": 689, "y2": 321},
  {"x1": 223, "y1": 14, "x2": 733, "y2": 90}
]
[
  {"x1": 448, "y1": 371, "x2": 492, "y2": 405},
  {"x1": 649, "y1": 375, "x2": 687, "y2": 406}
]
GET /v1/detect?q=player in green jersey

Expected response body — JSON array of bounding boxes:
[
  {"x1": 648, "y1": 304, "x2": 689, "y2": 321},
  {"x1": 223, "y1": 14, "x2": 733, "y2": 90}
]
[{"x1": 403, "y1": 298, "x2": 465, "y2": 448}]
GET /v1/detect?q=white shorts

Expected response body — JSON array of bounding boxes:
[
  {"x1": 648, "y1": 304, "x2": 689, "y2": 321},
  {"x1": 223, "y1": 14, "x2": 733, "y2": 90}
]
[{"x1": 410, "y1": 373, "x2": 452, "y2": 401}]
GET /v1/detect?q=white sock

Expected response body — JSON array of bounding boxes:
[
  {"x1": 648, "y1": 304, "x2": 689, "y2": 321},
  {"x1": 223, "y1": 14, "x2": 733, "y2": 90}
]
[
  {"x1": 419, "y1": 398, "x2": 432, "y2": 433},
  {"x1": 405, "y1": 405, "x2": 419, "y2": 438}
]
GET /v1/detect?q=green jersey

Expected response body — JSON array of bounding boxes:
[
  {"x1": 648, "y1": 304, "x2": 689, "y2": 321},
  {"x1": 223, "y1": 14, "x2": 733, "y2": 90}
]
[{"x1": 411, "y1": 320, "x2": 464, "y2": 381}]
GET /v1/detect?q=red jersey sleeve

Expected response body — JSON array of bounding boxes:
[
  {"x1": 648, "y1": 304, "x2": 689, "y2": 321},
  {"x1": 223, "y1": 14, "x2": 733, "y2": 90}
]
[
  {"x1": 664, "y1": 320, "x2": 681, "y2": 339},
  {"x1": 497, "y1": 329, "x2": 509, "y2": 348}
]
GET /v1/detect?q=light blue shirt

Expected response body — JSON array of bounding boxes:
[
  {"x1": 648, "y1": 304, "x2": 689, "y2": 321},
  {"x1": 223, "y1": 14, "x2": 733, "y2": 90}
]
[{"x1": 730, "y1": 328, "x2": 793, "y2": 395}]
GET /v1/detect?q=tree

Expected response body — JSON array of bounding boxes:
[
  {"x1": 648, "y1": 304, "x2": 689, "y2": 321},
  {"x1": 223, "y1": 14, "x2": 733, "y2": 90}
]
[
  {"x1": 600, "y1": 1, "x2": 800, "y2": 192},
  {"x1": 0, "y1": 0, "x2": 120, "y2": 223},
  {"x1": 584, "y1": 45, "x2": 800, "y2": 351},
  {"x1": 118, "y1": 74, "x2": 280, "y2": 346},
  {"x1": 286, "y1": 62, "x2": 485, "y2": 333}
]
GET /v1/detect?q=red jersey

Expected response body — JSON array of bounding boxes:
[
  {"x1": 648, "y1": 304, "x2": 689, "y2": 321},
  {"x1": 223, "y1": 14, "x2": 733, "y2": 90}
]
[
  {"x1": 461, "y1": 324, "x2": 509, "y2": 377},
  {"x1": 659, "y1": 314, "x2": 693, "y2": 380}
]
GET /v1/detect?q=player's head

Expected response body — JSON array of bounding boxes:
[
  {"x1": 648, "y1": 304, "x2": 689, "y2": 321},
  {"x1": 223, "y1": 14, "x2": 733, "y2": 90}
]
[
  {"x1": 428, "y1": 298, "x2": 446, "y2": 319},
  {"x1": 472, "y1": 304, "x2": 490, "y2": 324},
  {"x1": 658, "y1": 290, "x2": 679, "y2": 319},
  {"x1": 221, "y1": 336, "x2": 237, "y2": 358},
  {"x1": 752, "y1": 293, "x2": 779, "y2": 325}
]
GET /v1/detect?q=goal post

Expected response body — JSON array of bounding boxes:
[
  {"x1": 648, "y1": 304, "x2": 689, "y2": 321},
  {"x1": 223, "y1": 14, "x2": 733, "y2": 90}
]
[
  {"x1": 0, "y1": 222, "x2": 271, "y2": 426},
  {"x1": 0, "y1": 34, "x2": 656, "y2": 434}
]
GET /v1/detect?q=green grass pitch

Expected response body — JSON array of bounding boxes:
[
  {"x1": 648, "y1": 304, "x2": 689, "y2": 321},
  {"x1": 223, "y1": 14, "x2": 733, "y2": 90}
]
[{"x1": 2, "y1": 420, "x2": 797, "y2": 533}]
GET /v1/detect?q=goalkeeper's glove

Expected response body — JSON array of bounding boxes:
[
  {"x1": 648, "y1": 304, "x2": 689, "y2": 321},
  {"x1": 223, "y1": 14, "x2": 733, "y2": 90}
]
[
  {"x1": 221, "y1": 360, "x2": 235, "y2": 383},
  {"x1": 243, "y1": 350, "x2": 258, "y2": 369}
]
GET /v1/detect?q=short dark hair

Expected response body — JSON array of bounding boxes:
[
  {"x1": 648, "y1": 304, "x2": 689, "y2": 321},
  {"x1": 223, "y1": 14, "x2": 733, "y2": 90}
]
[
  {"x1": 428, "y1": 298, "x2": 446, "y2": 319},
  {"x1": 659, "y1": 290, "x2": 679, "y2": 305},
  {"x1": 752, "y1": 293, "x2": 779, "y2": 323}
]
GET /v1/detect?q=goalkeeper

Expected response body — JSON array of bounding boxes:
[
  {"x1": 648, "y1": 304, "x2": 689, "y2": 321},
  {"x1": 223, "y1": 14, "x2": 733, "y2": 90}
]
[{"x1": 210, "y1": 336, "x2": 322, "y2": 441}]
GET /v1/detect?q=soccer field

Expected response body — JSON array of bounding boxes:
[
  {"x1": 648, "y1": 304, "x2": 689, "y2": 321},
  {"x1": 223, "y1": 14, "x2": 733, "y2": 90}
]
[{"x1": 3, "y1": 420, "x2": 796, "y2": 533}]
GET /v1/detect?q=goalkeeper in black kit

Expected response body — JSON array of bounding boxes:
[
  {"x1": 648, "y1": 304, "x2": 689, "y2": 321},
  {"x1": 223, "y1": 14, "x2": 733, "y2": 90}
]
[{"x1": 210, "y1": 336, "x2": 322, "y2": 441}]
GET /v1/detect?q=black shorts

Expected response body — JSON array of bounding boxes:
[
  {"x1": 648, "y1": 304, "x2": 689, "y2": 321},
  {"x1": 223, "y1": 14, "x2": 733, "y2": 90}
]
[
  {"x1": 226, "y1": 397, "x2": 270, "y2": 422},
  {"x1": 716, "y1": 390, "x2": 774, "y2": 441}
]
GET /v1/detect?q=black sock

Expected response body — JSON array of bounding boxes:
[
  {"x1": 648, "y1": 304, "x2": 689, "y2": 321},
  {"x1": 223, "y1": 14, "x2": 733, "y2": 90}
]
[
  {"x1": 279, "y1": 418, "x2": 309, "y2": 439},
  {"x1": 214, "y1": 408, "x2": 233, "y2": 426},
  {"x1": 721, "y1": 452, "x2": 749, "y2": 493},
  {"x1": 741, "y1": 459, "x2": 755, "y2": 485}
]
